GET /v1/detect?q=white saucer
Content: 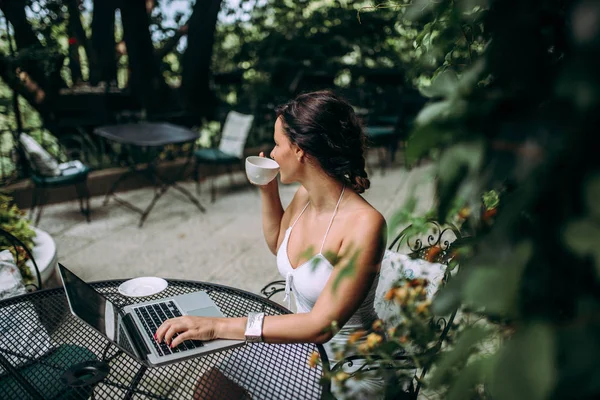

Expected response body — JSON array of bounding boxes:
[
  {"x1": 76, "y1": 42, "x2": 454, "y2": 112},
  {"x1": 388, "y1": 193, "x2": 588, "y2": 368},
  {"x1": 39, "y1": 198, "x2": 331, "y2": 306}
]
[{"x1": 118, "y1": 277, "x2": 168, "y2": 297}]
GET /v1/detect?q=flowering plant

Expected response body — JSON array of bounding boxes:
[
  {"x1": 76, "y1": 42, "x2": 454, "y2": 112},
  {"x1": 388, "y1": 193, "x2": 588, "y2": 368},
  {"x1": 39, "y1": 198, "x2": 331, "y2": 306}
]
[{"x1": 0, "y1": 192, "x2": 37, "y2": 280}]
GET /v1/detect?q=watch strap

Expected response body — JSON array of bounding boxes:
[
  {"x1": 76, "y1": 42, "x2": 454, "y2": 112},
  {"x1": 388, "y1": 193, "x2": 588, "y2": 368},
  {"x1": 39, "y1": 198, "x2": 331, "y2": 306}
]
[{"x1": 245, "y1": 312, "x2": 265, "y2": 343}]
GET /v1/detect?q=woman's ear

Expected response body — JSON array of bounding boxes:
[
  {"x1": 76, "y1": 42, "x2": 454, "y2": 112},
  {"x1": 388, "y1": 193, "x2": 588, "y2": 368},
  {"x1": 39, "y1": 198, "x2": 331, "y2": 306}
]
[{"x1": 294, "y1": 145, "x2": 304, "y2": 163}]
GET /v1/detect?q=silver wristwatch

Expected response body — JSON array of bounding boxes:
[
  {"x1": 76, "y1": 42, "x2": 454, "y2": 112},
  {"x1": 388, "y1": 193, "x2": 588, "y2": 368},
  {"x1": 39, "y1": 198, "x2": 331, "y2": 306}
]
[{"x1": 245, "y1": 312, "x2": 265, "y2": 343}]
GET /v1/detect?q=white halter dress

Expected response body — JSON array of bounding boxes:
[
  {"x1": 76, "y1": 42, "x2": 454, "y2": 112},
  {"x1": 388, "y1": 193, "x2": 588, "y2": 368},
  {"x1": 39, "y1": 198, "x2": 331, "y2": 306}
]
[{"x1": 276, "y1": 186, "x2": 383, "y2": 399}]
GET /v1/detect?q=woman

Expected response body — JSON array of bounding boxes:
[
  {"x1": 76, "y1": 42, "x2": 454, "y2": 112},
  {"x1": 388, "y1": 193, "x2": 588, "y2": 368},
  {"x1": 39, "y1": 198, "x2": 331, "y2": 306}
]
[{"x1": 156, "y1": 90, "x2": 387, "y2": 399}]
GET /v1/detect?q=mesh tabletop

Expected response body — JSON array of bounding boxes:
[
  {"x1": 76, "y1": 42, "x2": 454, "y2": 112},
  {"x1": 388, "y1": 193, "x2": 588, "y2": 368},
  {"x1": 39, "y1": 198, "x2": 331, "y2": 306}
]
[
  {"x1": 0, "y1": 281, "x2": 329, "y2": 400},
  {"x1": 94, "y1": 123, "x2": 199, "y2": 146}
]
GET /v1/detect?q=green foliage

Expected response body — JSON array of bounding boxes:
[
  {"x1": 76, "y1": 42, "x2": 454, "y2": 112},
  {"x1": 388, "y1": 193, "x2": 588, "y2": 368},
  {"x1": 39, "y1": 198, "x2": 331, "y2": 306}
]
[
  {"x1": 325, "y1": 0, "x2": 600, "y2": 398},
  {"x1": 489, "y1": 323, "x2": 556, "y2": 400},
  {"x1": 404, "y1": 0, "x2": 600, "y2": 398},
  {"x1": 0, "y1": 192, "x2": 36, "y2": 280}
]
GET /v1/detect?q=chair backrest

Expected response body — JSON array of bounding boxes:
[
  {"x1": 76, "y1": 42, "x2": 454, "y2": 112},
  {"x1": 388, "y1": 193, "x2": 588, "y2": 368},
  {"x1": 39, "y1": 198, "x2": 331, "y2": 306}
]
[
  {"x1": 218, "y1": 111, "x2": 254, "y2": 159},
  {"x1": 18, "y1": 133, "x2": 60, "y2": 177},
  {"x1": 375, "y1": 221, "x2": 461, "y2": 329},
  {"x1": 379, "y1": 221, "x2": 463, "y2": 398},
  {"x1": 388, "y1": 221, "x2": 462, "y2": 263}
]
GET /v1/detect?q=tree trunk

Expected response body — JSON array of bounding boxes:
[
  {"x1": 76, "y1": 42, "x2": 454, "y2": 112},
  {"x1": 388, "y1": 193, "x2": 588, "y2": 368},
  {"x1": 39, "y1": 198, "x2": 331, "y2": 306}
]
[
  {"x1": 66, "y1": 26, "x2": 83, "y2": 84},
  {"x1": 0, "y1": 54, "x2": 48, "y2": 116},
  {"x1": 0, "y1": 0, "x2": 65, "y2": 128},
  {"x1": 119, "y1": 0, "x2": 172, "y2": 113},
  {"x1": 181, "y1": 0, "x2": 223, "y2": 120},
  {"x1": 0, "y1": 0, "x2": 59, "y2": 92},
  {"x1": 90, "y1": 0, "x2": 116, "y2": 86},
  {"x1": 66, "y1": 0, "x2": 97, "y2": 83}
]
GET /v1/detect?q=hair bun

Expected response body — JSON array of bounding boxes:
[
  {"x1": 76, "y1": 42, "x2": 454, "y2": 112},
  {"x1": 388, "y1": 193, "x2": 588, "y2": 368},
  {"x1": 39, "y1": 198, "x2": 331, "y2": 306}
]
[{"x1": 352, "y1": 175, "x2": 370, "y2": 194}]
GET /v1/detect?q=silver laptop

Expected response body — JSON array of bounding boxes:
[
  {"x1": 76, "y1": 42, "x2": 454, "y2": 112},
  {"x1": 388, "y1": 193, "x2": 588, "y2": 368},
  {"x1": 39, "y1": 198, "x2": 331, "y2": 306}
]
[{"x1": 58, "y1": 264, "x2": 244, "y2": 367}]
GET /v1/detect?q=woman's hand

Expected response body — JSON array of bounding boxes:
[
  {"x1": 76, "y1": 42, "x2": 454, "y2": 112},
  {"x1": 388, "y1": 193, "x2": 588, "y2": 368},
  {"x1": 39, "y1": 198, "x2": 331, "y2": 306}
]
[
  {"x1": 256, "y1": 151, "x2": 278, "y2": 191},
  {"x1": 155, "y1": 316, "x2": 219, "y2": 348}
]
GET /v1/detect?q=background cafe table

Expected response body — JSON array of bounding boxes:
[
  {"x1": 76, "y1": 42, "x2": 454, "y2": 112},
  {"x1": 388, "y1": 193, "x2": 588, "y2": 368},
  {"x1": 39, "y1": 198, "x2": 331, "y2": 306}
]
[
  {"x1": 0, "y1": 279, "x2": 330, "y2": 400},
  {"x1": 94, "y1": 122, "x2": 206, "y2": 227}
]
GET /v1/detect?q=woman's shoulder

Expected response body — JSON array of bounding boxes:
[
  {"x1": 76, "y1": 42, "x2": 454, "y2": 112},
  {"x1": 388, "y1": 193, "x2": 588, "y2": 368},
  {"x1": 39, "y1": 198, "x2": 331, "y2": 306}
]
[
  {"x1": 343, "y1": 198, "x2": 386, "y2": 236},
  {"x1": 338, "y1": 199, "x2": 386, "y2": 264}
]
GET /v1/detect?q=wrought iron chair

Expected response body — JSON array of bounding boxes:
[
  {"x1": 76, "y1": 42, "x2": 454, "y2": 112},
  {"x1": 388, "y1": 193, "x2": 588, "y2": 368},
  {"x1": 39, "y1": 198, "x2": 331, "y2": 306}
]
[
  {"x1": 365, "y1": 118, "x2": 401, "y2": 175},
  {"x1": 361, "y1": 221, "x2": 462, "y2": 399},
  {"x1": 19, "y1": 133, "x2": 91, "y2": 225},
  {"x1": 193, "y1": 111, "x2": 254, "y2": 202},
  {"x1": 260, "y1": 220, "x2": 463, "y2": 399}
]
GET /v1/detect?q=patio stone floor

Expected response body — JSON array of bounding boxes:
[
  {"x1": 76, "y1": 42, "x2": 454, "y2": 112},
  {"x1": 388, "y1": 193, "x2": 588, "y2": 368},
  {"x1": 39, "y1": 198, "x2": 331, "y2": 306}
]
[{"x1": 36, "y1": 160, "x2": 436, "y2": 297}]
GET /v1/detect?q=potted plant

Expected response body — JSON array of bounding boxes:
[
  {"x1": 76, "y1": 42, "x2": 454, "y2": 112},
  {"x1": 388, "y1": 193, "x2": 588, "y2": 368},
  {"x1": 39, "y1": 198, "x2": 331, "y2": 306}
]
[
  {"x1": 0, "y1": 192, "x2": 37, "y2": 281},
  {"x1": 0, "y1": 192, "x2": 57, "y2": 286}
]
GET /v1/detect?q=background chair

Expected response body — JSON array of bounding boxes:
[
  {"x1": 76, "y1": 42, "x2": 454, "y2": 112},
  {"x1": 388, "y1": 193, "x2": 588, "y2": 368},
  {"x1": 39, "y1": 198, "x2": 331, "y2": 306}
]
[
  {"x1": 193, "y1": 111, "x2": 254, "y2": 202},
  {"x1": 19, "y1": 133, "x2": 91, "y2": 225},
  {"x1": 365, "y1": 120, "x2": 400, "y2": 175}
]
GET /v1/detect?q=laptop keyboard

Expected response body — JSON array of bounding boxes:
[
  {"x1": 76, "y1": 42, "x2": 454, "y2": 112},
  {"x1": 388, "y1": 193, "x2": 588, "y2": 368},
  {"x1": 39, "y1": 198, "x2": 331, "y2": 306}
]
[{"x1": 134, "y1": 301, "x2": 204, "y2": 357}]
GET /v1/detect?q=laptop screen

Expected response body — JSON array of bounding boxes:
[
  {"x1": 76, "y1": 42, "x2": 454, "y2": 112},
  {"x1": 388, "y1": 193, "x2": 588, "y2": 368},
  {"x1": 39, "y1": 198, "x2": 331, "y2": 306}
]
[{"x1": 59, "y1": 264, "x2": 136, "y2": 358}]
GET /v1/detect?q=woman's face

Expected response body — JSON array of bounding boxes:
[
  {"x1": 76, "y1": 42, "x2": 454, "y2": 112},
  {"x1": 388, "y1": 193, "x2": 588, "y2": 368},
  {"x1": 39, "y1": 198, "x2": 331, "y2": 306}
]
[{"x1": 270, "y1": 117, "x2": 301, "y2": 184}]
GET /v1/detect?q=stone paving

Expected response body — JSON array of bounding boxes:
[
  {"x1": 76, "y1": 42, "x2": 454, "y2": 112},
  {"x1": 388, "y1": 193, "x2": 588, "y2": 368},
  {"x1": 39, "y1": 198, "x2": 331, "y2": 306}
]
[{"x1": 36, "y1": 160, "x2": 436, "y2": 297}]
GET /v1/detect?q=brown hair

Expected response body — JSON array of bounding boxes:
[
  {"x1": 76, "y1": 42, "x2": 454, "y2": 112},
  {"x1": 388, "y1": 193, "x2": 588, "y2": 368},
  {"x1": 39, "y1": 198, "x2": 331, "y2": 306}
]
[{"x1": 275, "y1": 90, "x2": 371, "y2": 193}]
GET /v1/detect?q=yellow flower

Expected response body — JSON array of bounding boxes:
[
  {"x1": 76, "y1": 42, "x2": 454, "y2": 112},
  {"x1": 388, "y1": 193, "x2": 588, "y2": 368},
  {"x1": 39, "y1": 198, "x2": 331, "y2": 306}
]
[
  {"x1": 357, "y1": 342, "x2": 370, "y2": 354},
  {"x1": 348, "y1": 330, "x2": 366, "y2": 345},
  {"x1": 415, "y1": 300, "x2": 432, "y2": 315},
  {"x1": 366, "y1": 333, "x2": 382, "y2": 349},
  {"x1": 387, "y1": 326, "x2": 397, "y2": 338},
  {"x1": 394, "y1": 287, "x2": 408, "y2": 303},
  {"x1": 372, "y1": 319, "x2": 384, "y2": 331},
  {"x1": 458, "y1": 206, "x2": 471, "y2": 219},
  {"x1": 307, "y1": 351, "x2": 320, "y2": 368},
  {"x1": 334, "y1": 372, "x2": 350, "y2": 382},
  {"x1": 384, "y1": 288, "x2": 395, "y2": 301}
]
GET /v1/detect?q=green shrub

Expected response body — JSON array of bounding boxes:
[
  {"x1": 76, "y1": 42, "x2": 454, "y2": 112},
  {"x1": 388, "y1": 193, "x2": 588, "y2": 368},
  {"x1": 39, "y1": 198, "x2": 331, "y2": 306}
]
[{"x1": 0, "y1": 192, "x2": 37, "y2": 280}]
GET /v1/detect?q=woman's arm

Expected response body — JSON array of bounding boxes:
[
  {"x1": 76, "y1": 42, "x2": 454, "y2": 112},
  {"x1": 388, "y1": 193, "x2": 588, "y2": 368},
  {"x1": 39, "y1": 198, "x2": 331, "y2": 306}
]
[
  {"x1": 155, "y1": 210, "x2": 387, "y2": 347},
  {"x1": 259, "y1": 180, "x2": 284, "y2": 255},
  {"x1": 255, "y1": 151, "x2": 284, "y2": 255}
]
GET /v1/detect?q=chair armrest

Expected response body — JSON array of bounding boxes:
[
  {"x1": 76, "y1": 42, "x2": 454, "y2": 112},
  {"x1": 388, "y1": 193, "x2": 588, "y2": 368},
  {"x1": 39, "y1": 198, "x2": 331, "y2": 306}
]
[
  {"x1": 260, "y1": 280, "x2": 286, "y2": 299},
  {"x1": 330, "y1": 351, "x2": 416, "y2": 374}
]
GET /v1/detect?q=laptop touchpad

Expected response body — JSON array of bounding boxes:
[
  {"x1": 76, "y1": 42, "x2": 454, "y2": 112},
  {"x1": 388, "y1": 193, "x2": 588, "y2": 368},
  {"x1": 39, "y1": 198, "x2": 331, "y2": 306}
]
[{"x1": 187, "y1": 306, "x2": 222, "y2": 318}]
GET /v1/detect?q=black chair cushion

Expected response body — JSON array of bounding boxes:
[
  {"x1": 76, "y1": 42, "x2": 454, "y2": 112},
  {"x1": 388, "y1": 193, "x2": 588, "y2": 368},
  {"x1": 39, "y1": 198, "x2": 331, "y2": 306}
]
[
  {"x1": 31, "y1": 164, "x2": 90, "y2": 187},
  {"x1": 194, "y1": 148, "x2": 240, "y2": 164}
]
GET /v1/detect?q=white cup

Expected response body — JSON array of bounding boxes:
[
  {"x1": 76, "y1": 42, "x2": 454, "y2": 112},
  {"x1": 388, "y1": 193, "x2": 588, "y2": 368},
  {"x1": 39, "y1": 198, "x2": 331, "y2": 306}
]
[{"x1": 245, "y1": 156, "x2": 280, "y2": 185}]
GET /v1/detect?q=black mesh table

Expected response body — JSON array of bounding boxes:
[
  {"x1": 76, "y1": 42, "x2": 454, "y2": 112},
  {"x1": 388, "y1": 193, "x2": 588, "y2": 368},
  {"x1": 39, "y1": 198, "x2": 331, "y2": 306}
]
[
  {"x1": 94, "y1": 122, "x2": 206, "y2": 227},
  {"x1": 0, "y1": 280, "x2": 330, "y2": 399}
]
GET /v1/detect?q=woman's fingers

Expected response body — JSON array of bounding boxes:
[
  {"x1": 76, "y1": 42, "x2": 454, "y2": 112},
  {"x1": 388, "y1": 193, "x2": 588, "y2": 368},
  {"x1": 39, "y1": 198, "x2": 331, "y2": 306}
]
[
  {"x1": 154, "y1": 320, "x2": 170, "y2": 342},
  {"x1": 164, "y1": 323, "x2": 183, "y2": 345},
  {"x1": 169, "y1": 330, "x2": 195, "y2": 348},
  {"x1": 155, "y1": 316, "x2": 214, "y2": 347},
  {"x1": 259, "y1": 151, "x2": 264, "y2": 157},
  {"x1": 155, "y1": 317, "x2": 182, "y2": 343}
]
